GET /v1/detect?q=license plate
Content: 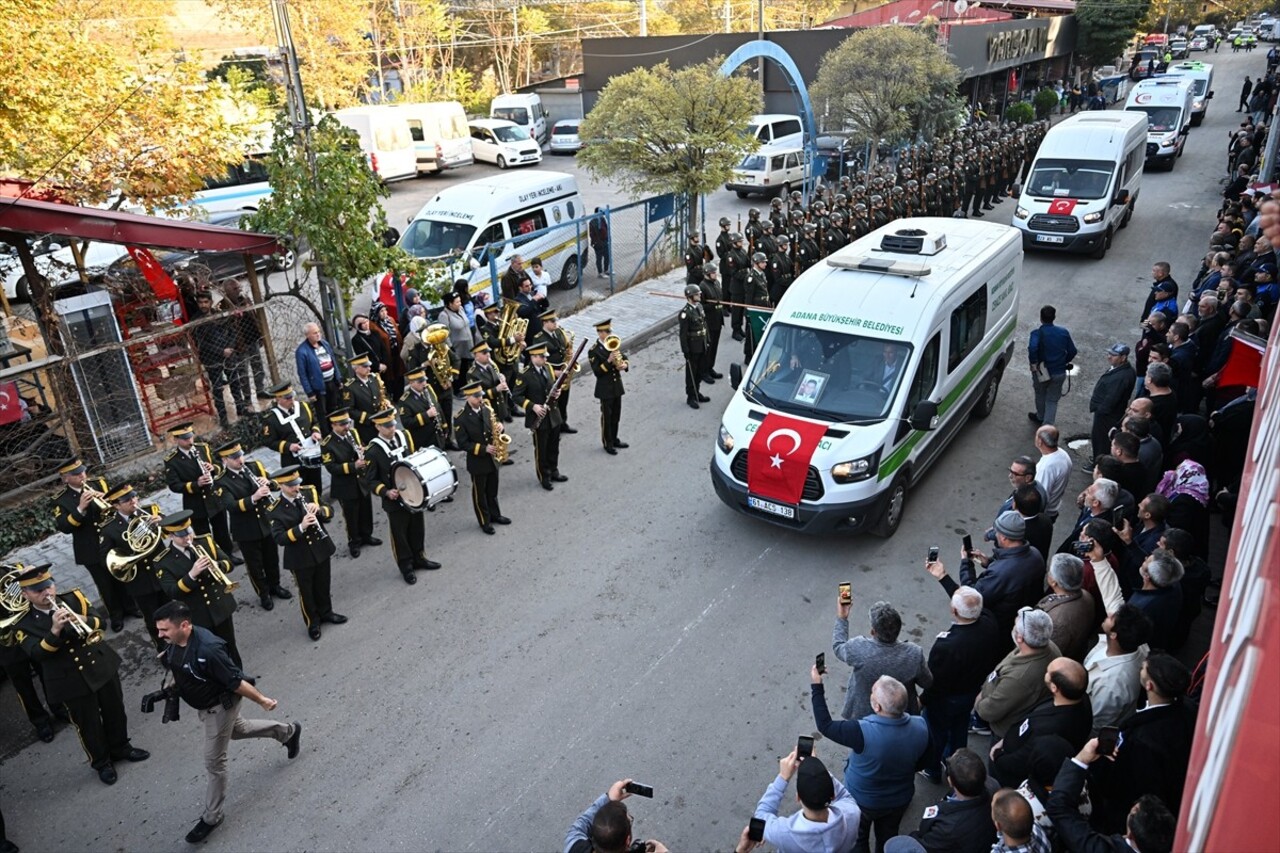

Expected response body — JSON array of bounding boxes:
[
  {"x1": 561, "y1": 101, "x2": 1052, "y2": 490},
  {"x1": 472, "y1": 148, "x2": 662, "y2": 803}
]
[
  {"x1": 748, "y1": 495, "x2": 796, "y2": 519},
  {"x1": 1036, "y1": 234, "x2": 1065, "y2": 244}
]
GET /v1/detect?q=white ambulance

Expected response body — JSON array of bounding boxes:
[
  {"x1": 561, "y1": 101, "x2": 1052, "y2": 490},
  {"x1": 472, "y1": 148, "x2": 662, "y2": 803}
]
[
  {"x1": 710, "y1": 218, "x2": 1022, "y2": 536},
  {"x1": 1124, "y1": 77, "x2": 1196, "y2": 170}
]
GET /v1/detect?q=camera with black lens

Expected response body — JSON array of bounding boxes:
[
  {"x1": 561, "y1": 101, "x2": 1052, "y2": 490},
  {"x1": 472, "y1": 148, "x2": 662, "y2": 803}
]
[{"x1": 140, "y1": 685, "x2": 181, "y2": 723}]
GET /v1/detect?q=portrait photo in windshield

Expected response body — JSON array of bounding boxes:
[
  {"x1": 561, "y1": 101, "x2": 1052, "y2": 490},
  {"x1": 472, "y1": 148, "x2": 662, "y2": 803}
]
[{"x1": 1028, "y1": 159, "x2": 1114, "y2": 200}]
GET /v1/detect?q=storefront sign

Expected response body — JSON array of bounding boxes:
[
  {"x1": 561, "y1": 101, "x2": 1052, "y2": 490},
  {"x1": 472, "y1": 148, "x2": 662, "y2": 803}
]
[{"x1": 987, "y1": 26, "x2": 1049, "y2": 63}]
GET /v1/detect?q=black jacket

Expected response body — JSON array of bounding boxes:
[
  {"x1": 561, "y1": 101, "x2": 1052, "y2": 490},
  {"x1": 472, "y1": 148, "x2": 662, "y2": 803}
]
[
  {"x1": 217, "y1": 460, "x2": 275, "y2": 540},
  {"x1": 1046, "y1": 760, "x2": 1131, "y2": 853},
  {"x1": 261, "y1": 402, "x2": 319, "y2": 469},
  {"x1": 922, "y1": 600, "x2": 1005, "y2": 701},
  {"x1": 1088, "y1": 362, "x2": 1136, "y2": 417},
  {"x1": 910, "y1": 793, "x2": 996, "y2": 853},
  {"x1": 153, "y1": 534, "x2": 237, "y2": 629},
  {"x1": 15, "y1": 591, "x2": 120, "y2": 704},
  {"x1": 321, "y1": 432, "x2": 368, "y2": 501},
  {"x1": 990, "y1": 698, "x2": 1094, "y2": 787},
  {"x1": 165, "y1": 443, "x2": 223, "y2": 519},
  {"x1": 362, "y1": 430, "x2": 418, "y2": 512},
  {"x1": 53, "y1": 477, "x2": 110, "y2": 566},
  {"x1": 511, "y1": 364, "x2": 563, "y2": 431},
  {"x1": 1090, "y1": 699, "x2": 1198, "y2": 832},
  {"x1": 266, "y1": 486, "x2": 336, "y2": 571},
  {"x1": 454, "y1": 403, "x2": 499, "y2": 475},
  {"x1": 99, "y1": 506, "x2": 165, "y2": 596},
  {"x1": 588, "y1": 339, "x2": 625, "y2": 400}
]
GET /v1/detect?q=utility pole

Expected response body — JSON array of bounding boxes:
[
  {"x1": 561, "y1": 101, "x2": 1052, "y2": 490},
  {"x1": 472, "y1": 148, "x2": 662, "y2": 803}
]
[
  {"x1": 758, "y1": 0, "x2": 765, "y2": 98},
  {"x1": 271, "y1": 0, "x2": 352, "y2": 355},
  {"x1": 639, "y1": 0, "x2": 647, "y2": 37},
  {"x1": 724, "y1": 0, "x2": 731, "y2": 33}
]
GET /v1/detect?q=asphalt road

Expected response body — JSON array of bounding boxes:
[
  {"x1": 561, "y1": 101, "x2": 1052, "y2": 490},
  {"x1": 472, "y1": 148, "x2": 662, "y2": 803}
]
[{"x1": 0, "y1": 47, "x2": 1246, "y2": 852}]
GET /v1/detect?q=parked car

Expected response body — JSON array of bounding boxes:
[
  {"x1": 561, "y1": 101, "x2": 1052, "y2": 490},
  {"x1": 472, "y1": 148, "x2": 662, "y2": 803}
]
[
  {"x1": 467, "y1": 118, "x2": 542, "y2": 169},
  {"x1": 548, "y1": 120, "x2": 584, "y2": 154},
  {"x1": 1190, "y1": 36, "x2": 1208, "y2": 51},
  {"x1": 1169, "y1": 38, "x2": 1189, "y2": 58},
  {"x1": 814, "y1": 134, "x2": 863, "y2": 182},
  {"x1": 104, "y1": 211, "x2": 295, "y2": 286},
  {"x1": 1, "y1": 236, "x2": 126, "y2": 302}
]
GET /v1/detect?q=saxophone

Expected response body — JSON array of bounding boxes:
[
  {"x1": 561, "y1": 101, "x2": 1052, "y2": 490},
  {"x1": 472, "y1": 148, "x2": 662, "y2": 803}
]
[
  {"x1": 555, "y1": 327, "x2": 581, "y2": 380},
  {"x1": 425, "y1": 323, "x2": 456, "y2": 388},
  {"x1": 482, "y1": 398, "x2": 511, "y2": 463}
]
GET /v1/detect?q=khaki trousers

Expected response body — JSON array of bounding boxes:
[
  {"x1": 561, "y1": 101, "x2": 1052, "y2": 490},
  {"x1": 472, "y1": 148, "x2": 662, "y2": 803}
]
[{"x1": 199, "y1": 697, "x2": 292, "y2": 825}]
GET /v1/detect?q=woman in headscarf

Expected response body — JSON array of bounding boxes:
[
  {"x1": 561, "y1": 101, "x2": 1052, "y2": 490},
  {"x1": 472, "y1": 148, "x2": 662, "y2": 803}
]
[
  {"x1": 1163, "y1": 414, "x2": 1214, "y2": 477},
  {"x1": 371, "y1": 301, "x2": 404, "y2": 399},
  {"x1": 1156, "y1": 460, "x2": 1211, "y2": 559}
]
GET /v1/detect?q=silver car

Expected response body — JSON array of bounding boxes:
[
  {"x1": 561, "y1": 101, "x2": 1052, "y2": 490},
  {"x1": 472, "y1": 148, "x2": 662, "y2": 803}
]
[{"x1": 549, "y1": 120, "x2": 583, "y2": 154}]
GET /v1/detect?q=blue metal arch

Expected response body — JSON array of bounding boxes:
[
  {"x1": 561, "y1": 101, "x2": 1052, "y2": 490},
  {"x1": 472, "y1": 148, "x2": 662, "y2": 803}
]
[{"x1": 718, "y1": 42, "x2": 819, "y2": 200}]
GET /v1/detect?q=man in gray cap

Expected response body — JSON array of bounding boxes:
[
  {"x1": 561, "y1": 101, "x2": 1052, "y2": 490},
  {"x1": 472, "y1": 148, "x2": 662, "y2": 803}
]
[
  {"x1": 936, "y1": 511, "x2": 1046, "y2": 648},
  {"x1": 1087, "y1": 343, "x2": 1136, "y2": 465}
]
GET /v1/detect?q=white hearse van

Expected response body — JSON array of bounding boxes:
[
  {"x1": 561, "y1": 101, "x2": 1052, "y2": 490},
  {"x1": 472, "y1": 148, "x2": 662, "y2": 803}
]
[
  {"x1": 330, "y1": 105, "x2": 418, "y2": 182},
  {"x1": 710, "y1": 218, "x2": 1022, "y2": 536},
  {"x1": 1013, "y1": 111, "x2": 1147, "y2": 259},
  {"x1": 380, "y1": 171, "x2": 586, "y2": 303},
  {"x1": 393, "y1": 101, "x2": 474, "y2": 174},
  {"x1": 1158, "y1": 61, "x2": 1215, "y2": 125},
  {"x1": 1124, "y1": 77, "x2": 1195, "y2": 170}
]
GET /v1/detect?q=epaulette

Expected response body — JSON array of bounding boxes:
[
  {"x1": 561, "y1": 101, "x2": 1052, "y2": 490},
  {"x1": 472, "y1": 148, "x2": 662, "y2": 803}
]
[
  {"x1": 455, "y1": 407, "x2": 466, "y2": 420},
  {"x1": 164, "y1": 449, "x2": 178, "y2": 460},
  {"x1": 321, "y1": 434, "x2": 333, "y2": 446}
]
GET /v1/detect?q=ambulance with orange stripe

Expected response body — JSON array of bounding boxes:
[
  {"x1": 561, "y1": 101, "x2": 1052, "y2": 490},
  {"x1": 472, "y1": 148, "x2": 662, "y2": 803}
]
[{"x1": 711, "y1": 218, "x2": 1022, "y2": 536}]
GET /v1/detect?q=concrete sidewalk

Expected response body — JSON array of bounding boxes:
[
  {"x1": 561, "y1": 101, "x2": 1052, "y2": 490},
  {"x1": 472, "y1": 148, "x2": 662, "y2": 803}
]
[{"x1": 2, "y1": 269, "x2": 692, "y2": 597}]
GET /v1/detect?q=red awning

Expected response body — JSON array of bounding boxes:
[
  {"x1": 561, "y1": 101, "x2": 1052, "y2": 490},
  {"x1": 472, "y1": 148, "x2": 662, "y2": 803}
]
[{"x1": 0, "y1": 195, "x2": 281, "y2": 256}]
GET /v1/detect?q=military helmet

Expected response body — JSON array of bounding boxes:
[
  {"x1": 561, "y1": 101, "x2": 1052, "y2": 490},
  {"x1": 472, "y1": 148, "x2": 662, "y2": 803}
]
[
  {"x1": 751, "y1": 251, "x2": 767, "y2": 264},
  {"x1": 906, "y1": 179, "x2": 919, "y2": 190},
  {"x1": 853, "y1": 184, "x2": 866, "y2": 195},
  {"x1": 789, "y1": 190, "x2": 803, "y2": 203},
  {"x1": 688, "y1": 231, "x2": 700, "y2": 241},
  {"x1": 925, "y1": 172, "x2": 938, "y2": 182},
  {"x1": 870, "y1": 194, "x2": 884, "y2": 206},
  {"x1": 770, "y1": 197, "x2": 784, "y2": 209},
  {"x1": 812, "y1": 200, "x2": 826, "y2": 213},
  {"x1": 803, "y1": 222, "x2": 817, "y2": 234},
  {"x1": 891, "y1": 186, "x2": 905, "y2": 196},
  {"x1": 684, "y1": 285, "x2": 701, "y2": 298},
  {"x1": 761, "y1": 219, "x2": 775, "y2": 233},
  {"x1": 718, "y1": 216, "x2": 731, "y2": 227},
  {"x1": 830, "y1": 211, "x2": 844, "y2": 224},
  {"x1": 748, "y1": 207, "x2": 761, "y2": 220},
  {"x1": 836, "y1": 192, "x2": 849, "y2": 204},
  {"x1": 702, "y1": 262, "x2": 719, "y2": 277},
  {"x1": 790, "y1": 209, "x2": 804, "y2": 222},
  {"x1": 854, "y1": 202, "x2": 868, "y2": 214},
  {"x1": 730, "y1": 232, "x2": 744, "y2": 243}
]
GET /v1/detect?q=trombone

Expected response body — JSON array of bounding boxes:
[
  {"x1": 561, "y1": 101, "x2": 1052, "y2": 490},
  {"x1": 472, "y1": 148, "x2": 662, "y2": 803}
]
[{"x1": 193, "y1": 543, "x2": 238, "y2": 593}]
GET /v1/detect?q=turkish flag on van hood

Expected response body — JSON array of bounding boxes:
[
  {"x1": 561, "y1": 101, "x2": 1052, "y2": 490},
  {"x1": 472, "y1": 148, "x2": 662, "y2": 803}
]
[{"x1": 748, "y1": 412, "x2": 829, "y2": 505}]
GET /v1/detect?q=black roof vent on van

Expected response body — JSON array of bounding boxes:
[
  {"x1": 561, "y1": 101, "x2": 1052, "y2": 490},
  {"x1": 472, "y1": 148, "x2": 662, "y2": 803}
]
[{"x1": 879, "y1": 228, "x2": 947, "y2": 256}]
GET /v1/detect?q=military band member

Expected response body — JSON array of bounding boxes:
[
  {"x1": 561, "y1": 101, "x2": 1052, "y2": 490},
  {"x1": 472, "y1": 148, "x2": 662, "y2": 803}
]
[
  {"x1": 528, "y1": 309, "x2": 577, "y2": 434},
  {"x1": 261, "y1": 382, "x2": 323, "y2": 491},
  {"x1": 265, "y1": 466, "x2": 345, "y2": 641},
  {"x1": 0, "y1": 616, "x2": 60, "y2": 742},
  {"x1": 422, "y1": 341, "x2": 462, "y2": 451},
  {"x1": 698, "y1": 263, "x2": 726, "y2": 381},
  {"x1": 511, "y1": 342, "x2": 566, "y2": 490},
  {"x1": 398, "y1": 367, "x2": 443, "y2": 452},
  {"x1": 453, "y1": 382, "x2": 510, "y2": 534},
  {"x1": 361, "y1": 410, "x2": 441, "y2": 584},
  {"x1": 340, "y1": 353, "x2": 387, "y2": 444},
  {"x1": 163, "y1": 423, "x2": 239, "y2": 565},
  {"x1": 322, "y1": 409, "x2": 380, "y2": 558},
  {"x1": 11, "y1": 564, "x2": 149, "y2": 785},
  {"x1": 587, "y1": 319, "x2": 628, "y2": 455},
  {"x1": 53, "y1": 458, "x2": 130, "y2": 631},
  {"x1": 679, "y1": 285, "x2": 712, "y2": 410},
  {"x1": 99, "y1": 484, "x2": 170, "y2": 650},
  {"x1": 215, "y1": 441, "x2": 289, "y2": 610},
  {"x1": 467, "y1": 341, "x2": 512, "y2": 427},
  {"x1": 153, "y1": 510, "x2": 241, "y2": 667}
]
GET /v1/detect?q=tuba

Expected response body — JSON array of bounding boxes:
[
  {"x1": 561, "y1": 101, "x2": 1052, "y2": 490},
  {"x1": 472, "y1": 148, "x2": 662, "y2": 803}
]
[
  {"x1": 424, "y1": 323, "x2": 457, "y2": 388},
  {"x1": 496, "y1": 299, "x2": 527, "y2": 362}
]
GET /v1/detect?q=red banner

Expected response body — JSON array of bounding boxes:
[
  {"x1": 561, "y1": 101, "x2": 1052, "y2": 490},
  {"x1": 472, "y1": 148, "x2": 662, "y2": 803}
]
[
  {"x1": 1217, "y1": 335, "x2": 1264, "y2": 389},
  {"x1": 125, "y1": 246, "x2": 180, "y2": 304},
  {"x1": 1048, "y1": 198, "x2": 1078, "y2": 215},
  {"x1": 747, "y1": 412, "x2": 828, "y2": 504}
]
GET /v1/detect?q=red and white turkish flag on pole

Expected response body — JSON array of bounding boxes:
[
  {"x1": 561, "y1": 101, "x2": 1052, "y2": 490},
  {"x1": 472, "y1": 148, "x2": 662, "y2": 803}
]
[
  {"x1": 1217, "y1": 331, "x2": 1265, "y2": 389},
  {"x1": 125, "y1": 246, "x2": 180, "y2": 303},
  {"x1": 1047, "y1": 198, "x2": 1078, "y2": 215},
  {"x1": 747, "y1": 412, "x2": 828, "y2": 505}
]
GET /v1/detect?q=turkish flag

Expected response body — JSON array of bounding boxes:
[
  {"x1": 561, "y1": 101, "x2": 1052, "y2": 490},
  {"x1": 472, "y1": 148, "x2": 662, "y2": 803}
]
[
  {"x1": 125, "y1": 246, "x2": 179, "y2": 303},
  {"x1": 0, "y1": 381, "x2": 22, "y2": 425},
  {"x1": 747, "y1": 412, "x2": 828, "y2": 505},
  {"x1": 1047, "y1": 198, "x2": 1078, "y2": 215},
  {"x1": 1218, "y1": 333, "x2": 1265, "y2": 389}
]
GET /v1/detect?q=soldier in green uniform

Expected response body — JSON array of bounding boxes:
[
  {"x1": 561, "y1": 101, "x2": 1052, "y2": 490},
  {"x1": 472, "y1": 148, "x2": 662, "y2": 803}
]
[
  {"x1": 265, "y1": 465, "x2": 345, "y2": 640},
  {"x1": 164, "y1": 422, "x2": 238, "y2": 564},
  {"x1": 153, "y1": 510, "x2": 241, "y2": 666},
  {"x1": 340, "y1": 353, "x2": 387, "y2": 444},
  {"x1": 52, "y1": 457, "x2": 129, "y2": 632},
  {"x1": 215, "y1": 441, "x2": 289, "y2": 609},
  {"x1": 453, "y1": 381, "x2": 510, "y2": 534},
  {"x1": 587, "y1": 319, "x2": 628, "y2": 455},
  {"x1": 699, "y1": 262, "x2": 726, "y2": 380},
  {"x1": 98, "y1": 484, "x2": 169, "y2": 650},
  {"x1": 11, "y1": 564, "x2": 149, "y2": 785},
  {"x1": 679, "y1": 285, "x2": 711, "y2": 409},
  {"x1": 321, "y1": 409, "x2": 380, "y2": 557},
  {"x1": 768, "y1": 235, "x2": 794, "y2": 305},
  {"x1": 725, "y1": 233, "x2": 750, "y2": 341}
]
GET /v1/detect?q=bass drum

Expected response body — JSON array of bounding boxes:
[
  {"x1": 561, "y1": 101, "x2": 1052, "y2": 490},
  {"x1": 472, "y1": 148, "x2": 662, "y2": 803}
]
[{"x1": 392, "y1": 447, "x2": 457, "y2": 512}]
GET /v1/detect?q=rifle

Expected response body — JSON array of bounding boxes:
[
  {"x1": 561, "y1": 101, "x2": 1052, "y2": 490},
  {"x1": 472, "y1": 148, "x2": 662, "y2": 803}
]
[{"x1": 533, "y1": 338, "x2": 588, "y2": 430}]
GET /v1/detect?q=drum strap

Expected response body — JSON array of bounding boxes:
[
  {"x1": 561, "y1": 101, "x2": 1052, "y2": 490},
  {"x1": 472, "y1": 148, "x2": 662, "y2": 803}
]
[
  {"x1": 370, "y1": 434, "x2": 406, "y2": 463},
  {"x1": 274, "y1": 406, "x2": 307, "y2": 446}
]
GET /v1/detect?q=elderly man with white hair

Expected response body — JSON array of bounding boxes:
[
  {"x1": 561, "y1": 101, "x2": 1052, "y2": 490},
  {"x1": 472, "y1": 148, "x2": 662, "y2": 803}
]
[
  {"x1": 1127, "y1": 549, "x2": 1184, "y2": 650},
  {"x1": 921, "y1": 565, "x2": 1006, "y2": 782},
  {"x1": 1037, "y1": 554, "x2": 1096, "y2": 662},
  {"x1": 810, "y1": 668, "x2": 930, "y2": 853},
  {"x1": 974, "y1": 608, "x2": 1062, "y2": 740}
]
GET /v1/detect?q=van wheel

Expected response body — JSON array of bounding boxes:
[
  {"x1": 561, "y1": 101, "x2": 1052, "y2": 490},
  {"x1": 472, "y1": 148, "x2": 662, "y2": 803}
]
[
  {"x1": 1091, "y1": 229, "x2": 1111, "y2": 260},
  {"x1": 870, "y1": 476, "x2": 907, "y2": 538},
  {"x1": 497, "y1": 155, "x2": 508, "y2": 170},
  {"x1": 972, "y1": 367, "x2": 1002, "y2": 419},
  {"x1": 557, "y1": 255, "x2": 580, "y2": 290}
]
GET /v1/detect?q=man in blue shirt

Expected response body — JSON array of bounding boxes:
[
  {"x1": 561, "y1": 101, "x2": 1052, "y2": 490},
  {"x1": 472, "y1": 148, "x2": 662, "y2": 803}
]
[
  {"x1": 753, "y1": 749, "x2": 862, "y2": 853},
  {"x1": 1027, "y1": 305, "x2": 1077, "y2": 426}
]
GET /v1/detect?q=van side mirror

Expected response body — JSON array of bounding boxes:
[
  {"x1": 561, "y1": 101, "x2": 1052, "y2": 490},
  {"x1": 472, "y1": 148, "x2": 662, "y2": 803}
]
[
  {"x1": 1112, "y1": 189, "x2": 1130, "y2": 206},
  {"x1": 910, "y1": 400, "x2": 939, "y2": 431},
  {"x1": 1207, "y1": 90, "x2": 1214, "y2": 98},
  {"x1": 730, "y1": 362, "x2": 743, "y2": 390}
]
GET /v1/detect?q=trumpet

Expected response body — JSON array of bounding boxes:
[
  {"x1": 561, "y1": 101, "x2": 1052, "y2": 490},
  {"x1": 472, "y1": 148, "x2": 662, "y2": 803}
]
[
  {"x1": 81, "y1": 487, "x2": 113, "y2": 523},
  {"x1": 194, "y1": 543, "x2": 238, "y2": 593},
  {"x1": 48, "y1": 591, "x2": 104, "y2": 646}
]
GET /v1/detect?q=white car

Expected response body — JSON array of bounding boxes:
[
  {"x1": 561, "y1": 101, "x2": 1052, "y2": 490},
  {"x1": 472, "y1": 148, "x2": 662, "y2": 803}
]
[
  {"x1": 1, "y1": 237, "x2": 126, "y2": 302},
  {"x1": 467, "y1": 119, "x2": 542, "y2": 169},
  {"x1": 1190, "y1": 36, "x2": 1208, "y2": 50}
]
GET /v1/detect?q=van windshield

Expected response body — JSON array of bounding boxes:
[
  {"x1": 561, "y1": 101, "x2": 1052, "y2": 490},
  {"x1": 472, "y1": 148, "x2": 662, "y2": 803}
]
[
  {"x1": 745, "y1": 322, "x2": 912, "y2": 422},
  {"x1": 400, "y1": 218, "x2": 477, "y2": 259},
  {"x1": 1129, "y1": 105, "x2": 1182, "y2": 132},
  {"x1": 1026, "y1": 158, "x2": 1115, "y2": 199},
  {"x1": 493, "y1": 107, "x2": 529, "y2": 126},
  {"x1": 492, "y1": 125, "x2": 528, "y2": 143}
]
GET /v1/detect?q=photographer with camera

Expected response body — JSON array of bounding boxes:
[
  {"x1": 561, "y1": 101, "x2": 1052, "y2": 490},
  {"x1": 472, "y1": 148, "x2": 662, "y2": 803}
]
[
  {"x1": 152, "y1": 601, "x2": 301, "y2": 844},
  {"x1": 563, "y1": 779, "x2": 668, "y2": 853}
]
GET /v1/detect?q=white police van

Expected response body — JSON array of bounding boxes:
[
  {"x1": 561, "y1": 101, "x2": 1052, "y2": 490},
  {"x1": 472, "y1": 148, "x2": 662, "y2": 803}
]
[{"x1": 710, "y1": 218, "x2": 1022, "y2": 536}]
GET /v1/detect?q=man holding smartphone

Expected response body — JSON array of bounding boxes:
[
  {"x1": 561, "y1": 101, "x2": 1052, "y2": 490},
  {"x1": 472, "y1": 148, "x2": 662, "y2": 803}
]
[
  {"x1": 563, "y1": 779, "x2": 667, "y2": 853},
  {"x1": 752, "y1": 748, "x2": 861, "y2": 853}
]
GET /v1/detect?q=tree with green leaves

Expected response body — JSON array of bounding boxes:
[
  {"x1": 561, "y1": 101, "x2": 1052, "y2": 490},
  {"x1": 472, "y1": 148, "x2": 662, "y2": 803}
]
[
  {"x1": 1077, "y1": 0, "x2": 1151, "y2": 66},
  {"x1": 810, "y1": 28, "x2": 963, "y2": 158},
  {"x1": 577, "y1": 58, "x2": 759, "y2": 233},
  {"x1": 245, "y1": 116, "x2": 433, "y2": 335}
]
